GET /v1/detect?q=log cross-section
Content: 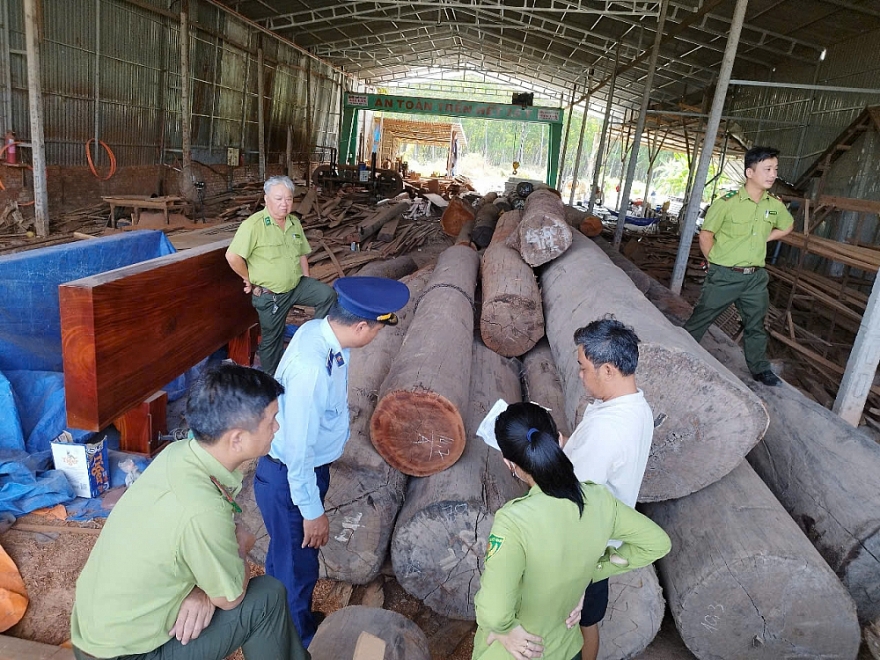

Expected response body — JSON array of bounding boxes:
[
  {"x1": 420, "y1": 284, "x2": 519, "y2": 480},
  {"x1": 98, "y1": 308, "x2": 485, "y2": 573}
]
[{"x1": 59, "y1": 239, "x2": 257, "y2": 431}]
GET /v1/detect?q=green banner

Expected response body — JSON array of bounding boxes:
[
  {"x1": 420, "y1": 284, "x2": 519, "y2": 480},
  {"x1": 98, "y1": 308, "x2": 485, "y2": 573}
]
[{"x1": 344, "y1": 93, "x2": 563, "y2": 124}]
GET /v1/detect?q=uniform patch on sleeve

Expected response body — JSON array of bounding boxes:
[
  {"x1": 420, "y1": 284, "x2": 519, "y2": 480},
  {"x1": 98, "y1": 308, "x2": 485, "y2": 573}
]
[{"x1": 486, "y1": 533, "x2": 505, "y2": 561}]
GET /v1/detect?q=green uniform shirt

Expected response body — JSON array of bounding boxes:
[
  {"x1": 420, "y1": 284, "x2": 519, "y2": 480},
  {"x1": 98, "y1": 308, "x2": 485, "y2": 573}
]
[
  {"x1": 702, "y1": 186, "x2": 793, "y2": 268},
  {"x1": 71, "y1": 440, "x2": 245, "y2": 657},
  {"x1": 228, "y1": 209, "x2": 312, "y2": 293},
  {"x1": 472, "y1": 483, "x2": 671, "y2": 660}
]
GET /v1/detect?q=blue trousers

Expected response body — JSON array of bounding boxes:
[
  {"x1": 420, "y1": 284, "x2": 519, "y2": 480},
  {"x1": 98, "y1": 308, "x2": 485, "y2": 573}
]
[{"x1": 254, "y1": 456, "x2": 330, "y2": 648}]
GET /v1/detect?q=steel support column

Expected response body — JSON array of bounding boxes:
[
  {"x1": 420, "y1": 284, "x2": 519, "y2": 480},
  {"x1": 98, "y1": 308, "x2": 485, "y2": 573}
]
[
  {"x1": 671, "y1": 0, "x2": 749, "y2": 294},
  {"x1": 588, "y1": 44, "x2": 620, "y2": 215},
  {"x1": 569, "y1": 70, "x2": 592, "y2": 206},
  {"x1": 23, "y1": 0, "x2": 48, "y2": 236}
]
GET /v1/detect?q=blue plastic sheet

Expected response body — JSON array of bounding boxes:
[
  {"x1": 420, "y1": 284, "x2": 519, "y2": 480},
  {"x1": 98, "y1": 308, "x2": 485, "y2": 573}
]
[{"x1": 0, "y1": 449, "x2": 74, "y2": 517}]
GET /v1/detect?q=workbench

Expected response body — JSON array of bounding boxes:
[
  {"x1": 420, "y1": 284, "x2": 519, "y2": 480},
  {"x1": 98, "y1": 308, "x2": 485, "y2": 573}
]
[{"x1": 102, "y1": 195, "x2": 190, "y2": 227}]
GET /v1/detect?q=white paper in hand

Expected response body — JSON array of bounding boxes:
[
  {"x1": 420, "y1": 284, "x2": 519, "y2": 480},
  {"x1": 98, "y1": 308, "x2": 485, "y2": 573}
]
[{"x1": 476, "y1": 399, "x2": 509, "y2": 451}]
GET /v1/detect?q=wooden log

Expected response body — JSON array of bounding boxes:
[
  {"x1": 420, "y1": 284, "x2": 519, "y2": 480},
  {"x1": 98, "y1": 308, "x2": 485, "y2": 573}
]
[
  {"x1": 489, "y1": 209, "x2": 522, "y2": 246},
  {"x1": 471, "y1": 199, "x2": 501, "y2": 249},
  {"x1": 296, "y1": 187, "x2": 318, "y2": 216},
  {"x1": 354, "y1": 254, "x2": 418, "y2": 280},
  {"x1": 479, "y1": 238, "x2": 544, "y2": 357},
  {"x1": 643, "y1": 461, "x2": 861, "y2": 660},
  {"x1": 579, "y1": 216, "x2": 604, "y2": 238},
  {"x1": 391, "y1": 339, "x2": 525, "y2": 619},
  {"x1": 521, "y1": 339, "x2": 571, "y2": 437},
  {"x1": 605, "y1": 246, "x2": 880, "y2": 625},
  {"x1": 370, "y1": 246, "x2": 479, "y2": 476},
  {"x1": 59, "y1": 239, "x2": 257, "y2": 431},
  {"x1": 308, "y1": 606, "x2": 431, "y2": 660},
  {"x1": 540, "y1": 231, "x2": 768, "y2": 502},
  {"x1": 320, "y1": 267, "x2": 434, "y2": 584},
  {"x1": 440, "y1": 197, "x2": 475, "y2": 237},
  {"x1": 507, "y1": 188, "x2": 573, "y2": 266},
  {"x1": 376, "y1": 216, "x2": 401, "y2": 243},
  {"x1": 493, "y1": 197, "x2": 512, "y2": 213},
  {"x1": 358, "y1": 202, "x2": 409, "y2": 241},
  {"x1": 563, "y1": 204, "x2": 588, "y2": 227},
  {"x1": 455, "y1": 219, "x2": 475, "y2": 247},
  {"x1": 592, "y1": 236, "x2": 654, "y2": 294}
]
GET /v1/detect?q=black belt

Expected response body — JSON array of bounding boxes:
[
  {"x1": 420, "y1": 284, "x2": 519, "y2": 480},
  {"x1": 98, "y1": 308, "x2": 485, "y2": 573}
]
[
  {"x1": 726, "y1": 265, "x2": 761, "y2": 274},
  {"x1": 252, "y1": 285, "x2": 280, "y2": 297}
]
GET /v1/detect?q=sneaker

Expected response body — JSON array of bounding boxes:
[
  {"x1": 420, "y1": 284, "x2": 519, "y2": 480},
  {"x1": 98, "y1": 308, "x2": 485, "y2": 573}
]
[{"x1": 752, "y1": 370, "x2": 781, "y2": 386}]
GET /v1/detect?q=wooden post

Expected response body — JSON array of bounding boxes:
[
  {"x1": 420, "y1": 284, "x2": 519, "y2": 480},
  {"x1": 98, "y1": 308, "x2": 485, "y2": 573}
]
[
  {"x1": 257, "y1": 45, "x2": 265, "y2": 181},
  {"x1": 540, "y1": 232, "x2": 768, "y2": 501},
  {"x1": 179, "y1": 5, "x2": 194, "y2": 201},
  {"x1": 22, "y1": 0, "x2": 49, "y2": 236},
  {"x1": 391, "y1": 339, "x2": 526, "y2": 619},
  {"x1": 319, "y1": 267, "x2": 433, "y2": 584},
  {"x1": 370, "y1": 246, "x2": 479, "y2": 477},
  {"x1": 643, "y1": 462, "x2": 861, "y2": 659},
  {"x1": 286, "y1": 124, "x2": 293, "y2": 179}
]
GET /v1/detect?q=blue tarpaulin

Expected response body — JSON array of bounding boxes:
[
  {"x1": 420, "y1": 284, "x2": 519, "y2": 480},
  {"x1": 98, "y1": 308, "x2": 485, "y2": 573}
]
[{"x1": 0, "y1": 231, "x2": 177, "y2": 518}]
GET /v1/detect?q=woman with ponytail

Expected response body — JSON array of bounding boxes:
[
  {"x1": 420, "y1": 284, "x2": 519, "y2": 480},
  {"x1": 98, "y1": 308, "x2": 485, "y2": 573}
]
[{"x1": 472, "y1": 402, "x2": 670, "y2": 660}]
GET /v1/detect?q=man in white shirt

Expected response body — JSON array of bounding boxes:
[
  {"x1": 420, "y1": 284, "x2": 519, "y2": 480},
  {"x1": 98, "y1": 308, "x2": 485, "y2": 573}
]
[{"x1": 561, "y1": 317, "x2": 654, "y2": 660}]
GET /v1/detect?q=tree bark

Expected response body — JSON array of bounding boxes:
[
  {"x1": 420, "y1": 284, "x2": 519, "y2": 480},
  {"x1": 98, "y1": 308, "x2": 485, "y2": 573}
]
[
  {"x1": 455, "y1": 219, "x2": 475, "y2": 248},
  {"x1": 522, "y1": 339, "x2": 571, "y2": 437},
  {"x1": 598, "y1": 567, "x2": 665, "y2": 660},
  {"x1": 479, "y1": 239, "x2": 544, "y2": 358},
  {"x1": 355, "y1": 254, "x2": 418, "y2": 280},
  {"x1": 391, "y1": 339, "x2": 526, "y2": 619},
  {"x1": 601, "y1": 238, "x2": 880, "y2": 626},
  {"x1": 319, "y1": 267, "x2": 434, "y2": 584},
  {"x1": 371, "y1": 245, "x2": 480, "y2": 476},
  {"x1": 643, "y1": 461, "x2": 861, "y2": 660},
  {"x1": 506, "y1": 189, "x2": 573, "y2": 266},
  {"x1": 540, "y1": 231, "x2": 768, "y2": 502},
  {"x1": 309, "y1": 605, "x2": 431, "y2": 660},
  {"x1": 358, "y1": 202, "x2": 409, "y2": 240},
  {"x1": 490, "y1": 210, "x2": 522, "y2": 246}
]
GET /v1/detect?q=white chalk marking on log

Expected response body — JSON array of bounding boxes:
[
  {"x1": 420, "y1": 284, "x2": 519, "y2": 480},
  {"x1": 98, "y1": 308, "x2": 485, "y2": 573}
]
[
  {"x1": 333, "y1": 512, "x2": 364, "y2": 543},
  {"x1": 699, "y1": 603, "x2": 725, "y2": 632},
  {"x1": 523, "y1": 225, "x2": 561, "y2": 251},
  {"x1": 413, "y1": 431, "x2": 453, "y2": 459}
]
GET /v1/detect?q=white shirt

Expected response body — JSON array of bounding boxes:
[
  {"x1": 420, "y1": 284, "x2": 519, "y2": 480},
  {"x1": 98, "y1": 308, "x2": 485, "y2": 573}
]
[{"x1": 563, "y1": 390, "x2": 653, "y2": 509}]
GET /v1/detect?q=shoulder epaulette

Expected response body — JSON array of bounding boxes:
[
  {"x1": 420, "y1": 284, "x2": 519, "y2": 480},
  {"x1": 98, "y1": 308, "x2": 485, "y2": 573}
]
[{"x1": 722, "y1": 191, "x2": 737, "y2": 201}]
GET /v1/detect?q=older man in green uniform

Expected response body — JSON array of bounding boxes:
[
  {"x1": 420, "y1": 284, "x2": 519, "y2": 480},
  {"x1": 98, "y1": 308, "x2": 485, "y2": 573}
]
[
  {"x1": 226, "y1": 175, "x2": 336, "y2": 375},
  {"x1": 684, "y1": 146, "x2": 794, "y2": 386}
]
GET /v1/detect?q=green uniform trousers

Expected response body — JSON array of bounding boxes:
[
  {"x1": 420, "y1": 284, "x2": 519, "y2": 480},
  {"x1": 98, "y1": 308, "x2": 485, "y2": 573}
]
[
  {"x1": 252, "y1": 276, "x2": 336, "y2": 375},
  {"x1": 72, "y1": 576, "x2": 310, "y2": 660},
  {"x1": 684, "y1": 265, "x2": 771, "y2": 376}
]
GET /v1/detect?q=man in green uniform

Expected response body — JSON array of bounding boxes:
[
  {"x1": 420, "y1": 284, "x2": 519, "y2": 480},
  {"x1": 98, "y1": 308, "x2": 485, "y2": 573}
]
[
  {"x1": 70, "y1": 363, "x2": 310, "y2": 660},
  {"x1": 226, "y1": 175, "x2": 336, "y2": 375},
  {"x1": 684, "y1": 146, "x2": 794, "y2": 386}
]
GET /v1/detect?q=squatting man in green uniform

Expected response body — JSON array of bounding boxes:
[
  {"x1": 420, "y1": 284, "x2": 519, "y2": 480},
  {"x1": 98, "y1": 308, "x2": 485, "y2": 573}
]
[
  {"x1": 226, "y1": 175, "x2": 337, "y2": 376},
  {"x1": 684, "y1": 146, "x2": 794, "y2": 386},
  {"x1": 70, "y1": 363, "x2": 310, "y2": 660}
]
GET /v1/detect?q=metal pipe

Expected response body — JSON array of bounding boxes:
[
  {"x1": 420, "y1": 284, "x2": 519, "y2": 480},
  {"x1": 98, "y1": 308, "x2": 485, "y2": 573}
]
[
  {"x1": 93, "y1": 0, "x2": 100, "y2": 166},
  {"x1": 557, "y1": 82, "x2": 577, "y2": 189},
  {"x1": 792, "y1": 61, "x2": 823, "y2": 177},
  {"x1": 645, "y1": 109, "x2": 801, "y2": 126},
  {"x1": 23, "y1": 0, "x2": 49, "y2": 236},
  {"x1": 238, "y1": 30, "x2": 251, "y2": 156},
  {"x1": 569, "y1": 70, "x2": 592, "y2": 206},
  {"x1": 1, "y1": 0, "x2": 12, "y2": 133},
  {"x1": 257, "y1": 45, "x2": 265, "y2": 180},
  {"x1": 671, "y1": 0, "x2": 750, "y2": 295},
  {"x1": 207, "y1": 10, "x2": 222, "y2": 157},
  {"x1": 588, "y1": 44, "x2": 620, "y2": 214},
  {"x1": 180, "y1": 6, "x2": 193, "y2": 195},
  {"x1": 613, "y1": 0, "x2": 668, "y2": 249},
  {"x1": 729, "y1": 79, "x2": 880, "y2": 94}
]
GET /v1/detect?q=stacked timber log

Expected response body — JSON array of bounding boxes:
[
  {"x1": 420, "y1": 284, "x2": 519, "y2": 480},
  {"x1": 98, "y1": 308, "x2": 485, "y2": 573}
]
[
  {"x1": 370, "y1": 245, "x2": 480, "y2": 476},
  {"x1": 480, "y1": 209, "x2": 545, "y2": 357},
  {"x1": 596, "y1": 236, "x2": 880, "y2": 628},
  {"x1": 643, "y1": 461, "x2": 861, "y2": 659},
  {"x1": 320, "y1": 267, "x2": 434, "y2": 584},
  {"x1": 472, "y1": 194, "x2": 502, "y2": 249},
  {"x1": 358, "y1": 201, "x2": 411, "y2": 241},
  {"x1": 541, "y1": 231, "x2": 768, "y2": 501},
  {"x1": 354, "y1": 254, "x2": 418, "y2": 280},
  {"x1": 391, "y1": 340, "x2": 526, "y2": 619},
  {"x1": 440, "y1": 197, "x2": 475, "y2": 238},
  {"x1": 521, "y1": 340, "x2": 664, "y2": 659},
  {"x1": 506, "y1": 188, "x2": 573, "y2": 266},
  {"x1": 309, "y1": 606, "x2": 431, "y2": 660}
]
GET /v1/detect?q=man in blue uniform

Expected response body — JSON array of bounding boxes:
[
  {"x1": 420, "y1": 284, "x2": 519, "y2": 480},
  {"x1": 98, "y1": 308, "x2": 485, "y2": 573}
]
[{"x1": 254, "y1": 276, "x2": 410, "y2": 646}]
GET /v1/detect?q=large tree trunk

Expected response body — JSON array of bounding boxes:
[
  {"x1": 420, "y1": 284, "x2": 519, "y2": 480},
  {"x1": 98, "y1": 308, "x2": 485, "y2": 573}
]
[
  {"x1": 308, "y1": 605, "x2": 431, "y2": 660},
  {"x1": 370, "y1": 245, "x2": 479, "y2": 477},
  {"x1": 355, "y1": 254, "x2": 418, "y2": 280},
  {"x1": 472, "y1": 200, "x2": 501, "y2": 249},
  {"x1": 391, "y1": 340, "x2": 525, "y2": 619},
  {"x1": 491, "y1": 209, "x2": 522, "y2": 245},
  {"x1": 521, "y1": 339, "x2": 571, "y2": 436},
  {"x1": 358, "y1": 202, "x2": 409, "y2": 241},
  {"x1": 600, "y1": 239, "x2": 880, "y2": 626},
  {"x1": 319, "y1": 267, "x2": 434, "y2": 584},
  {"x1": 540, "y1": 231, "x2": 768, "y2": 502},
  {"x1": 455, "y1": 219, "x2": 475, "y2": 248},
  {"x1": 479, "y1": 239, "x2": 544, "y2": 358},
  {"x1": 506, "y1": 188, "x2": 573, "y2": 266},
  {"x1": 643, "y1": 461, "x2": 861, "y2": 660},
  {"x1": 599, "y1": 567, "x2": 665, "y2": 660}
]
